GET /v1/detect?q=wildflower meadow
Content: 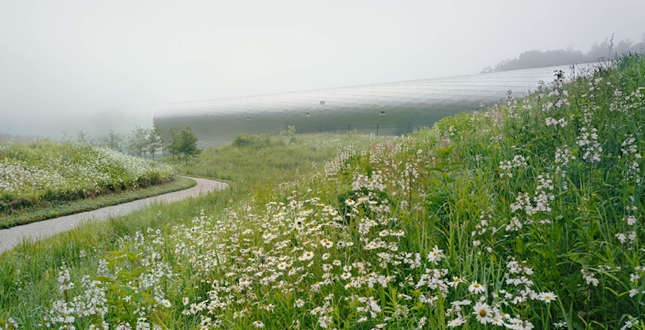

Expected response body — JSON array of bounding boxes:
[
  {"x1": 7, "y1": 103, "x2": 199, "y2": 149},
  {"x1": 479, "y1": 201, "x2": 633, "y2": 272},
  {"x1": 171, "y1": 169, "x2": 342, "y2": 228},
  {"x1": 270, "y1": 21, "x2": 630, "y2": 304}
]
[
  {"x1": 1, "y1": 54, "x2": 644, "y2": 329},
  {"x1": 0, "y1": 141, "x2": 176, "y2": 227}
]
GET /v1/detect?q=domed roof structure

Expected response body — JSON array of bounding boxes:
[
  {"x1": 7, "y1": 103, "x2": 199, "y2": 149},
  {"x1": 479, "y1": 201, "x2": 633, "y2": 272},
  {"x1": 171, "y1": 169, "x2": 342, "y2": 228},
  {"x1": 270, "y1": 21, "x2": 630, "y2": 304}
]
[{"x1": 155, "y1": 64, "x2": 587, "y2": 147}]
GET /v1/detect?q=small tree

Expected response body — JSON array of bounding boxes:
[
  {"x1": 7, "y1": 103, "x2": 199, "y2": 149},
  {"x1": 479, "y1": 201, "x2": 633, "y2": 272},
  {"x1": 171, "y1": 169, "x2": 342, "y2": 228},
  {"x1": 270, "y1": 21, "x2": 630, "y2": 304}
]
[
  {"x1": 279, "y1": 125, "x2": 298, "y2": 144},
  {"x1": 127, "y1": 125, "x2": 149, "y2": 157},
  {"x1": 77, "y1": 130, "x2": 91, "y2": 144},
  {"x1": 176, "y1": 127, "x2": 201, "y2": 165},
  {"x1": 163, "y1": 127, "x2": 180, "y2": 159},
  {"x1": 100, "y1": 130, "x2": 124, "y2": 151},
  {"x1": 147, "y1": 124, "x2": 163, "y2": 159}
]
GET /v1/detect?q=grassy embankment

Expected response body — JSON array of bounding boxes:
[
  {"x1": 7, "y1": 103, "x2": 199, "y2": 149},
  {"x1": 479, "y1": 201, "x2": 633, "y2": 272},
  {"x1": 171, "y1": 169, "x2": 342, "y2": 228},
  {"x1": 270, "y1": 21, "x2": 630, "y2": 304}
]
[
  {"x1": 0, "y1": 141, "x2": 181, "y2": 228},
  {"x1": 1, "y1": 54, "x2": 644, "y2": 329},
  {"x1": 0, "y1": 133, "x2": 384, "y2": 328},
  {"x1": 0, "y1": 177, "x2": 196, "y2": 229}
]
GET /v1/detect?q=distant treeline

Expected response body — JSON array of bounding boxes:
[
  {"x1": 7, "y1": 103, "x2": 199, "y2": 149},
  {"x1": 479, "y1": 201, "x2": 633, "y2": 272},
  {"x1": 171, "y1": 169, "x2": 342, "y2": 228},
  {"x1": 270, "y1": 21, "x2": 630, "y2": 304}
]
[
  {"x1": 483, "y1": 34, "x2": 645, "y2": 72},
  {"x1": 67, "y1": 125, "x2": 198, "y2": 162}
]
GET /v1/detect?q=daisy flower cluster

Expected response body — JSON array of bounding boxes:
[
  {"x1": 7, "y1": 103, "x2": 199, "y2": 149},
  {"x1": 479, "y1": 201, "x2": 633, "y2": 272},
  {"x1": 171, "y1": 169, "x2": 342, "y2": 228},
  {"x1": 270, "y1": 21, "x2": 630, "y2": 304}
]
[
  {"x1": 99, "y1": 131, "x2": 558, "y2": 329},
  {"x1": 43, "y1": 229, "x2": 176, "y2": 330},
  {"x1": 498, "y1": 155, "x2": 527, "y2": 178},
  {"x1": 0, "y1": 141, "x2": 174, "y2": 208}
]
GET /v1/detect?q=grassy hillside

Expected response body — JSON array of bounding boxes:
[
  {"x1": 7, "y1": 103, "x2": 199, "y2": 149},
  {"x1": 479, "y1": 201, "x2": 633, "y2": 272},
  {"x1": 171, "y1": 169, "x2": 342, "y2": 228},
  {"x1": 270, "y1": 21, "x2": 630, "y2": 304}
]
[
  {"x1": 1, "y1": 54, "x2": 644, "y2": 329},
  {"x1": 0, "y1": 132, "x2": 385, "y2": 329},
  {"x1": 167, "y1": 132, "x2": 387, "y2": 198}
]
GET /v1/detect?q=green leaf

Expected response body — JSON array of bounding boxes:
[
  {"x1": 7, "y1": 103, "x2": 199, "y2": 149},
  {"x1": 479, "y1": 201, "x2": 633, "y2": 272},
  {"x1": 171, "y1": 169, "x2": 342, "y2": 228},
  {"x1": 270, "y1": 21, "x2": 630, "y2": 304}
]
[
  {"x1": 604, "y1": 287, "x2": 628, "y2": 297},
  {"x1": 93, "y1": 276, "x2": 113, "y2": 283},
  {"x1": 132, "y1": 267, "x2": 148, "y2": 277},
  {"x1": 117, "y1": 270, "x2": 133, "y2": 277},
  {"x1": 107, "y1": 246, "x2": 129, "y2": 256},
  {"x1": 515, "y1": 237, "x2": 524, "y2": 254},
  {"x1": 127, "y1": 252, "x2": 138, "y2": 262},
  {"x1": 134, "y1": 293, "x2": 148, "y2": 303}
]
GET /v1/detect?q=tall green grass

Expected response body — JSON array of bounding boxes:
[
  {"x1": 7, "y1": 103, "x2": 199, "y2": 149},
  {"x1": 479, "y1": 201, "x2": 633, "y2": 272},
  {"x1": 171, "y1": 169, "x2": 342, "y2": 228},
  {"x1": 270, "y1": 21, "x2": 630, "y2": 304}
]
[{"x1": 167, "y1": 132, "x2": 387, "y2": 204}]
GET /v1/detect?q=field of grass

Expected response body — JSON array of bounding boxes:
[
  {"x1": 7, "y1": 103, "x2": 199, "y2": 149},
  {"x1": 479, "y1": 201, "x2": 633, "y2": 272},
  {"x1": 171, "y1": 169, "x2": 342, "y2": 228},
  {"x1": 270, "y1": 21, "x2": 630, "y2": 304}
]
[
  {"x1": 1, "y1": 54, "x2": 644, "y2": 330},
  {"x1": 167, "y1": 131, "x2": 388, "y2": 198},
  {"x1": 0, "y1": 141, "x2": 176, "y2": 228}
]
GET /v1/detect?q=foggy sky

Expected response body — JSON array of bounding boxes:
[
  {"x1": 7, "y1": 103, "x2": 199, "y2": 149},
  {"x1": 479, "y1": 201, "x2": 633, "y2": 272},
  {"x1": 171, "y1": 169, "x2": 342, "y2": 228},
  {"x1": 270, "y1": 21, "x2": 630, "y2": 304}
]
[{"x1": 1, "y1": 0, "x2": 644, "y2": 137}]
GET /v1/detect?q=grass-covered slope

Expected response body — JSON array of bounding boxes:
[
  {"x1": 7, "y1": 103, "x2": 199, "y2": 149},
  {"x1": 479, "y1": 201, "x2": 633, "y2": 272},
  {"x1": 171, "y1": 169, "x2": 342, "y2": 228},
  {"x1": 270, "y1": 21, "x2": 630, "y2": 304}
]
[
  {"x1": 0, "y1": 133, "x2": 384, "y2": 329},
  {"x1": 1, "y1": 55, "x2": 644, "y2": 329},
  {"x1": 0, "y1": 141, "x2": 175, "y2": 227},
  {"x1": 170, "y1": 132, "x2": 386, "y2": 191}
]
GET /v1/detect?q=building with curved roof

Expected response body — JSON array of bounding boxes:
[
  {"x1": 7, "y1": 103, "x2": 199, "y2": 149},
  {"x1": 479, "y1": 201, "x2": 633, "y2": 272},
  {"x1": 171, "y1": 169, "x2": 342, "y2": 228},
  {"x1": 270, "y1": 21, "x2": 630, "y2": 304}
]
[{"x1": 154, "y1": 64, "x2": 584, "y2": 147}]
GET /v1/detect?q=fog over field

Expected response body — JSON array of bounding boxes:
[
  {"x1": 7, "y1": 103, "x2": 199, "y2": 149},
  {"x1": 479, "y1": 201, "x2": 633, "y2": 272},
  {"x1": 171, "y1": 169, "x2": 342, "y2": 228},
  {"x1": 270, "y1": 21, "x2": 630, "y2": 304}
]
[{"x1": 1, "y1": 0, "x2": 644, "y2": 137}]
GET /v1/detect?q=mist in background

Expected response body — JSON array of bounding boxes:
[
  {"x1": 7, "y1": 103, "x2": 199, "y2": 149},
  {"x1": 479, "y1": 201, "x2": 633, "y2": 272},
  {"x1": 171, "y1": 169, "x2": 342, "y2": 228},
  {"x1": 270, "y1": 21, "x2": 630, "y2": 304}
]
[
  {"x1": 483, "y1": 36, "x2": 645, "y2": 72},
  {"x1": 1, "y1": 0, "x2": 644, "y2": 138}
]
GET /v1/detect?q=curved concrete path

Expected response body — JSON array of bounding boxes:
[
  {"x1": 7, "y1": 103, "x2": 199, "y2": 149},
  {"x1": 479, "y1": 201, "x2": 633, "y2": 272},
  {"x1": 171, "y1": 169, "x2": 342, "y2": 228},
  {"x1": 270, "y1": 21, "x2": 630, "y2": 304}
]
[{"x1": 0, "y1": 177, "x2": 228, "y2": 253}]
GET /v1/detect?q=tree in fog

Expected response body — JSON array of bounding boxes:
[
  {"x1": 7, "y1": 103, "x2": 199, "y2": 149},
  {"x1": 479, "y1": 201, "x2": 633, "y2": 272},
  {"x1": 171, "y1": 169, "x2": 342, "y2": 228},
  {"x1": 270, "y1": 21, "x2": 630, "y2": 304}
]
[
  {"x1": 76, "y1": 130, "x2": 92, "y2": 144},
  {"x1": 99, "y1": 129, "x2": 124, "y2": 151},
  {"x1": 173, "y1": 127, "x2": 201, "y2": 165},
  {"x1": 147, "y1": 124, "x2": 163, "y2": 159},
  {"x1": 587, "y1": 38, "x2": 615, "y2": 62},
  {"x1": 127, "y1": 125, "x2": 149, "y2": 157},
  {"x1": 163, "y1": 127, "x2": 180, "y2": 159},
  {"x1": 484, "y1": 34, "x2": 645, "y2": 72}
]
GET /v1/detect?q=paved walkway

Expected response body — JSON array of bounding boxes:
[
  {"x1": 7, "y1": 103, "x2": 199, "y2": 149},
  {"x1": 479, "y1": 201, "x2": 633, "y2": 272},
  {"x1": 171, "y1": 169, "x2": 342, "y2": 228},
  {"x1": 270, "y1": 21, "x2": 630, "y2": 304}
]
[{"x1": 0, "y1": 177, "x2": 228, "y2": 253}]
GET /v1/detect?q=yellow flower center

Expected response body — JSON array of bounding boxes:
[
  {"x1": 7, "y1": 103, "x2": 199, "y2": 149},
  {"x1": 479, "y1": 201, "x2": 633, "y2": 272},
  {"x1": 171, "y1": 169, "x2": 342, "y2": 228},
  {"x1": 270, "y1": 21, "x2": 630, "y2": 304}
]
[{"x1": 479, "y1": 309, "x2": 487, "y2": 317}]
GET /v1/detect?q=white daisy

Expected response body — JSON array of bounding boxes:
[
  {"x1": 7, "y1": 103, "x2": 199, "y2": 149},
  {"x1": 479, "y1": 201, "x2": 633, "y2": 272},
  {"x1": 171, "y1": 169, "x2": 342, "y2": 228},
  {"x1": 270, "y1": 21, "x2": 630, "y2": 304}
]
[
  {"x1": 472, "y1": 302, "x2": 493, "y2": 324},
  {"x1": 447, "y1": 317, "x2": 466, "y2": 327},
  {"x1": 468, "y1": 282, "x2": 486, "y2": 294},
  {"x1": 538, "y1": 292, "x2": 557, "y2": 303}
]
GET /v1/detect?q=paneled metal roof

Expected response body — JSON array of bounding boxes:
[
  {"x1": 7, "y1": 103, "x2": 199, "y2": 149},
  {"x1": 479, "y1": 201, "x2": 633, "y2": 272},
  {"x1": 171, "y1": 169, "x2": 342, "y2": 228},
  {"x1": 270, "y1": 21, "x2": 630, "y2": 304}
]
[{"x1": 155, "y1": 64, "x2": 587, "y2": 147}]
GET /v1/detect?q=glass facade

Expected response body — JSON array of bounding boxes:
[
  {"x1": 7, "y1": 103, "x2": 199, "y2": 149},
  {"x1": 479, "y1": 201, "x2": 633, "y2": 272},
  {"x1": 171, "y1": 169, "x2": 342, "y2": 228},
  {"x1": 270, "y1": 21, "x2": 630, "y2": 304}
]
[{"x1": 154, "y1": 64, "x2": 583, "y2": 147}]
